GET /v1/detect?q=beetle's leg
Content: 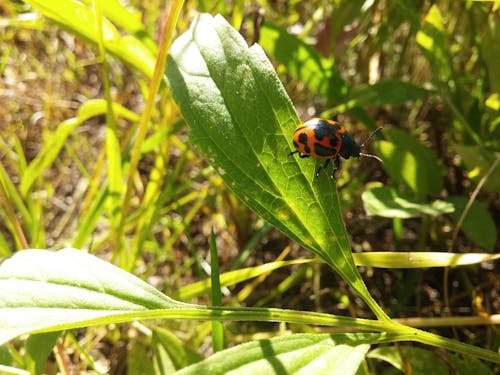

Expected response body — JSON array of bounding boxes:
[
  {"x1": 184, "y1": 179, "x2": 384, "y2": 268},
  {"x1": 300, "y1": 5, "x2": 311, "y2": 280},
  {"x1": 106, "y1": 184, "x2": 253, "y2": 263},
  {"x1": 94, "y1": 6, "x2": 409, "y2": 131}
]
[
  {"x1": 290, "y1": 151, "x2": 309, "y2": 158},
  {"x1": 290, "y1": 150, "x2": 311, "y2": 159},
  {"x1": 315, "y1": 159, "x2": 330, "y2": 178},
  {"x1": 331, "y1": 157, "x2": 341, "y2": 179}
]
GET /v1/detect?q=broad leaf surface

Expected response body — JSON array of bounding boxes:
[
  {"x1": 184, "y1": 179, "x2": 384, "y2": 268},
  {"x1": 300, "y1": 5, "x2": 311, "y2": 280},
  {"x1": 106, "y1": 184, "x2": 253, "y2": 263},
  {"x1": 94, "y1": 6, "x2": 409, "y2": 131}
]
[
  {"x1": 0, "y1": 249, "x2": 188, "y2": 344},
  {"x1": 175, "y1": 333, "x2": 377, "y2": 375},
  {"x1": 165, "y1": 14, "x2": 377, "y2": 312}
]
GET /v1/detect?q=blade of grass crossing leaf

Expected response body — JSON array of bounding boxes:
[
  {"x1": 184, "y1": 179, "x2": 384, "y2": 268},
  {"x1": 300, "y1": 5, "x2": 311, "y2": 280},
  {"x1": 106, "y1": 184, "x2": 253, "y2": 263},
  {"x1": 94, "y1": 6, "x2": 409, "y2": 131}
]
[
  {"x1": 175, "y1": 259, "x2": 316, "y2": 301},
  {"x1": 210, "y1": 229, "x2": 224, "y2": 352}
]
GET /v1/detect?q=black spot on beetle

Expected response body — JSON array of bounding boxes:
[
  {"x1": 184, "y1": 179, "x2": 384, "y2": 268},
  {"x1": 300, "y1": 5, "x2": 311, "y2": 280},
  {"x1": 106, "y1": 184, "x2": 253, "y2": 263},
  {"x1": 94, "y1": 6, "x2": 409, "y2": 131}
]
[
  {"x1": 314, "y1": 143, "x2": 337, "y2": 157},
  {"x1": 329, "y1": 137, "x2": 339, "y2": 147}
]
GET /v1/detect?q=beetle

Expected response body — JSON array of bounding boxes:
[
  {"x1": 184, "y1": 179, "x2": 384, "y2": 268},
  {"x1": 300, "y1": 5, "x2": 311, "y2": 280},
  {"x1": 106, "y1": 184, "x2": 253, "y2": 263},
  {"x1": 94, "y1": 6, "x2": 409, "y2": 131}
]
[{"x1": 290, "y1": 118, "x2": 383, "y2": 179}]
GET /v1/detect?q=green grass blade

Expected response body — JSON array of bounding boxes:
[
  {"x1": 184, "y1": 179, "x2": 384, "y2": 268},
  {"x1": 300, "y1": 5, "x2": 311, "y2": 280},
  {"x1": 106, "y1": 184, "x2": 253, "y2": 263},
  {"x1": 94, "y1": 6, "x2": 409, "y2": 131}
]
[{"x1": 176, "y1": 259, "x2": 315, "y2": 301}]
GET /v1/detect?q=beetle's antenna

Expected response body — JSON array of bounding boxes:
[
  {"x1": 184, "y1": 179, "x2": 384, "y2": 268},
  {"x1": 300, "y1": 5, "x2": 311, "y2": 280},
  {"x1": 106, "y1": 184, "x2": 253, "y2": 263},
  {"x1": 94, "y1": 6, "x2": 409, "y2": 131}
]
[
  {"x1": 360, "y1": 127, "x2": 383, "y2": 163},
  {"x1": 359, "y1": 152, "x2": 383, "y2": 163},
  {"x1": 360, "y1": 127, "x2": 384, "y2": 149}
]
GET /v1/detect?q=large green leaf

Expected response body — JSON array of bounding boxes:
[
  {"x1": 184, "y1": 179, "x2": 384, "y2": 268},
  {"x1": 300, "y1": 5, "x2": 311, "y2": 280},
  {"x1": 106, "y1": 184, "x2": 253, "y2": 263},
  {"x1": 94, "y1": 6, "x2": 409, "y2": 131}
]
[
  {"x1": 0, "y1": 248, "x2": 188, "y2": 344},
  {"x1": 165, "y1": 14, "x2": 386, "y2": 319},
  {"x1": 175, "y1": 333, "x2": 376, "y2": 375}
]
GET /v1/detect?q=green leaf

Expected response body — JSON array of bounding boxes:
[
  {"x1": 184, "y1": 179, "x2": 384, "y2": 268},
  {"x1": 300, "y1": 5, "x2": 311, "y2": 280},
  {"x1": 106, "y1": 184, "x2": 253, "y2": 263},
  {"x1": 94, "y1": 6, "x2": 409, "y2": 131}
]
[
  {"x1": 374, "y1": 128, "x2": 443, "y2": 197},
  {"x1": 165, "y1": 14, "x2": 386, "y2": 320},
  {"x1": 453, "y1": 144, "x2": 500, "y2": 193},
  {"x1": 368, "y1": 346, "x2": 448, "y2": 374},
  {"x1": 24, "y1": 0, "x2": 156, "y2": 78},
  {"x1": 175, "y1": 333, "x2": 374, "y2": 375},
  {"x1": 152, "y1": 327, "x2": 204, "y2": 372},
  {"x1": 259, "y1": 23, "x2": 347, "y2": 101},
  {"x1": 347, "y1": 80, "x2": 433, "y2": 107},
  {"x1": 0, "y1": 249, "x2": 188, "y2": 344},
  {"x1": 448, "y1": 196, "x2": 497, "y2": 252},
  {"x1": 445, "y1": 352, "x2": 495, "y2": 375},
  {"x1": 258, "y1": 23, "x2": 376, "y2": 126},
  {"x1": 26, "y1": 332, "x2": 60, "y2": 375},
  {"x1": 362, "y1": 186, "x2": 453, "y2": 218},
  {"x1": 128, "y1": 342, "x2": 157, "y2": 375}
]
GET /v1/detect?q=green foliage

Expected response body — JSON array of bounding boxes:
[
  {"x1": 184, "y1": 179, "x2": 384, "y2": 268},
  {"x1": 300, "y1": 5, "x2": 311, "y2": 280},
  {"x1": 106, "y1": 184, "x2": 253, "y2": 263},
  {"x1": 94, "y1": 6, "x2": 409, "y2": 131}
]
[
  {"x1": 448, "y1": 196, "x2": 497, "y2": 251},
  {"x1": 375, "y1": 128, "x2": 443, "y2": 198},
  {"x1": 26, "y1": 332, "x2": 60, "y2": 375},
  {"x1": 1, "y1": 0, "x2": 499, "y2": 373},
  {"x1": 176, "y1": 333, "x2": 373, "y2": 375},
  {"x1": 363, "y1": 187, "x2": 453, "y2": 219}
]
